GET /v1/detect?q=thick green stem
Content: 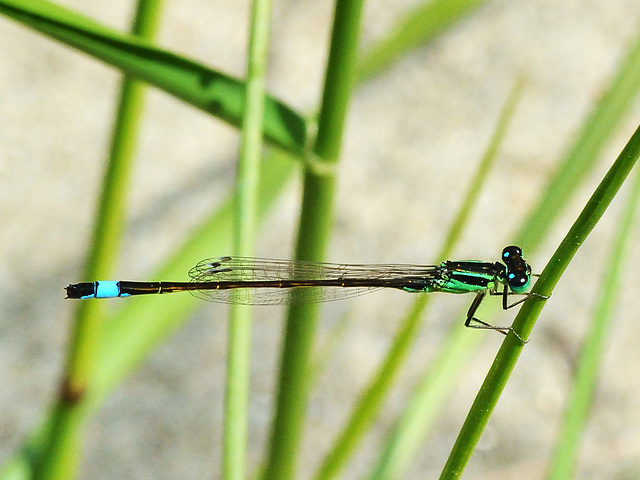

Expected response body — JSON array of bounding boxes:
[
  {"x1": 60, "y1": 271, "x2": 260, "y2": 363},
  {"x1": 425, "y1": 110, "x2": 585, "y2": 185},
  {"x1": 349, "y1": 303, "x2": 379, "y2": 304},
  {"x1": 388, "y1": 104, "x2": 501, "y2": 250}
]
[{"x1": 262, "y1": 1, "x2": 365, "y2": 479}]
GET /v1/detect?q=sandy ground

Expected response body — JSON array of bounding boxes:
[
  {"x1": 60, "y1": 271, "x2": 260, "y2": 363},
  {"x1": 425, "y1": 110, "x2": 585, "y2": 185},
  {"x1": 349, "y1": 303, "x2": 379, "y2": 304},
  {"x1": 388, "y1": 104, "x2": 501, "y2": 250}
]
[{"x1": 2, "y1": 0, "x2": 640, "y2": 478}]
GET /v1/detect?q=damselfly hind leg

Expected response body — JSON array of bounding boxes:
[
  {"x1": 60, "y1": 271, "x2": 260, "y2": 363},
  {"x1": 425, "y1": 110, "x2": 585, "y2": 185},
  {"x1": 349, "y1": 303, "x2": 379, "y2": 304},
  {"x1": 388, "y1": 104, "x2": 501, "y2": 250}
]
[{"x1": 464, "y1": 291, "x2": 528, "y2": 344}]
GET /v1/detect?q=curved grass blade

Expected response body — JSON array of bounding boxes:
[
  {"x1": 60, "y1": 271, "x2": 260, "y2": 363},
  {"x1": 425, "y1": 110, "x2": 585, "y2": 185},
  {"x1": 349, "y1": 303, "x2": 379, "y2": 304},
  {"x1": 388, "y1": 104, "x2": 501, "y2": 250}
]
[{"x1": 0, "y1": 0, "x2": 307, "y2": 154}]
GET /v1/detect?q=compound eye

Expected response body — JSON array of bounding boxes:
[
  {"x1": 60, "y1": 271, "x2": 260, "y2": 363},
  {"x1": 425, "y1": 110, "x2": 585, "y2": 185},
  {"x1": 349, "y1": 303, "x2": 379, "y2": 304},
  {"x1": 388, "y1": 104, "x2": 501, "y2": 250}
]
[
  {"x1": 508, "y1": 271, "x2": 530, "y2": 293},
  {"x1": 502, "y1": 245, "x2": 523, "y2": 261}
]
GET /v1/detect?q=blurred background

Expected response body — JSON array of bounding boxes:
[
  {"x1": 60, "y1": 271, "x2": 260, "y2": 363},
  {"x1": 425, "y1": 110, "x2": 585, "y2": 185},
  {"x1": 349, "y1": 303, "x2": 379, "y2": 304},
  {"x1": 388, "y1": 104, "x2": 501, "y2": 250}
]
[{"x1": 2, "y1": 0, "x2": 640, "y2": 478}]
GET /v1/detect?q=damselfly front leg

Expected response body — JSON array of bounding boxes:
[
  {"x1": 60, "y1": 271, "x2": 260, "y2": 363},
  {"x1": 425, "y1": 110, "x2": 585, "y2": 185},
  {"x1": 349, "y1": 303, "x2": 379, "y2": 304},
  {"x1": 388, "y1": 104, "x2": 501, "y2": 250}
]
[{"x1": 486, "y1": 284, "x2": 550, "y2": 310}]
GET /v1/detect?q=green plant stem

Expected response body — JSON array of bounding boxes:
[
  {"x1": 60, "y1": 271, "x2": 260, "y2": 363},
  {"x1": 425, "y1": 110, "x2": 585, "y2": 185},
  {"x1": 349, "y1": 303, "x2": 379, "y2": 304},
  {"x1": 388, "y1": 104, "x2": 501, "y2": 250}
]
[
  {"x1": 545, "y1": 154, "x2": 640, "y2": 479},
  {"x1": 33, "y1": 2, "x2": 164, "y2": 479},
  {"x1": 224, "y1": 0, "x2": 272, "y2": 479},
  {"x1": 262, "y1": 1, "x2": 365, "y2": 479},
  {"x1": 439, "y1": 121, "x2": 640, "y2": 479}
]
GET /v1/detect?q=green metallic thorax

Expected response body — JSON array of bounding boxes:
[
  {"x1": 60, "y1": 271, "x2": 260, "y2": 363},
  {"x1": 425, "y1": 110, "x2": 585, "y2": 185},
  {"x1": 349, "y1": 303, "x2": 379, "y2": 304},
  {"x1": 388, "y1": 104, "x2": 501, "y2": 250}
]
[{"x1": 401, "y1": 260, "x2": 504, "y2": 294}]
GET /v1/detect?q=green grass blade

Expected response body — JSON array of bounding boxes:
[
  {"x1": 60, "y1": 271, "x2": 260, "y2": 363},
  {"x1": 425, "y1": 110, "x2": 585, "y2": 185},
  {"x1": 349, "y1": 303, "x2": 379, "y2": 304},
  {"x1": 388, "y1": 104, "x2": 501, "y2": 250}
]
[
  {"x1": 358, "y1": 0, "x2": 487, "y2": 81},
  {"x1": 0, "y1": 0, "x2": 307, "y2": 154},
  {"x1": 224, "y1": 0, "x2": 272, "y2": 478},
  {"x1": 439, "y1": 122, "x2": 640, "y2": 480},
  {"x1": 545, "y1": 148, "x2": 640, "y2": 480},
  {"x1": 262, "y1": 1, "x2": 365, "y2": 479}
]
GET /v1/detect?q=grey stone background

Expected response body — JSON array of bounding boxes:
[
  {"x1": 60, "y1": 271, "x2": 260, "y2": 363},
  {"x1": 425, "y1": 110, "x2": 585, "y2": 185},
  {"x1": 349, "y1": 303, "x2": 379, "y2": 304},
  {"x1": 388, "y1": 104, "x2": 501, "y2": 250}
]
[{"x1": 2, "y1": 0, "x2": 640, "y2": 478}]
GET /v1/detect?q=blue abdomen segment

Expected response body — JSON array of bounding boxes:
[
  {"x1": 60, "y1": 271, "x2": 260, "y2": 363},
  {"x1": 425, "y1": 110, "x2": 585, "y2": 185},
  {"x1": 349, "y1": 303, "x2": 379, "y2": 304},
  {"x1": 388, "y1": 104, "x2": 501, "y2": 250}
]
[{"x1": 95, "y1": 281, "x2": 128, "y2": 298}]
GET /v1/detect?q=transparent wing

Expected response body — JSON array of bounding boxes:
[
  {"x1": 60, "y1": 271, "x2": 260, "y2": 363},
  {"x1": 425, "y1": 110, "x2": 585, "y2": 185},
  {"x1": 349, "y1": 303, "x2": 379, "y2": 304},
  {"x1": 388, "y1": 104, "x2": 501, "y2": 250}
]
[{"x1": 187, "y1": 256, "x2": 440, "y2": 305}]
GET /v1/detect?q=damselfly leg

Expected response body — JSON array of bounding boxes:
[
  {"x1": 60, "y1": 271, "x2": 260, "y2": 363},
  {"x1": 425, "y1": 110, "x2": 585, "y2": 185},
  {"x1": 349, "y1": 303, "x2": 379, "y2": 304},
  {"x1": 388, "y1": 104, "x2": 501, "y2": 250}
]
[{"x1": 465, "y1": 286, "x2": 548, "y2": 343}]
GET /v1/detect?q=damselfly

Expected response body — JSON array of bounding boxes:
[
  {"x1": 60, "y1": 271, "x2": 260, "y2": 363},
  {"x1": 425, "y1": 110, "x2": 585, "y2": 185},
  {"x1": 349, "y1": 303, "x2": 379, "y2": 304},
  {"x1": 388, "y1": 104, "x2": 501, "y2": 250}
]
[{"x1": 66, "y1": 246, "x2": 543, "y2": 340}]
